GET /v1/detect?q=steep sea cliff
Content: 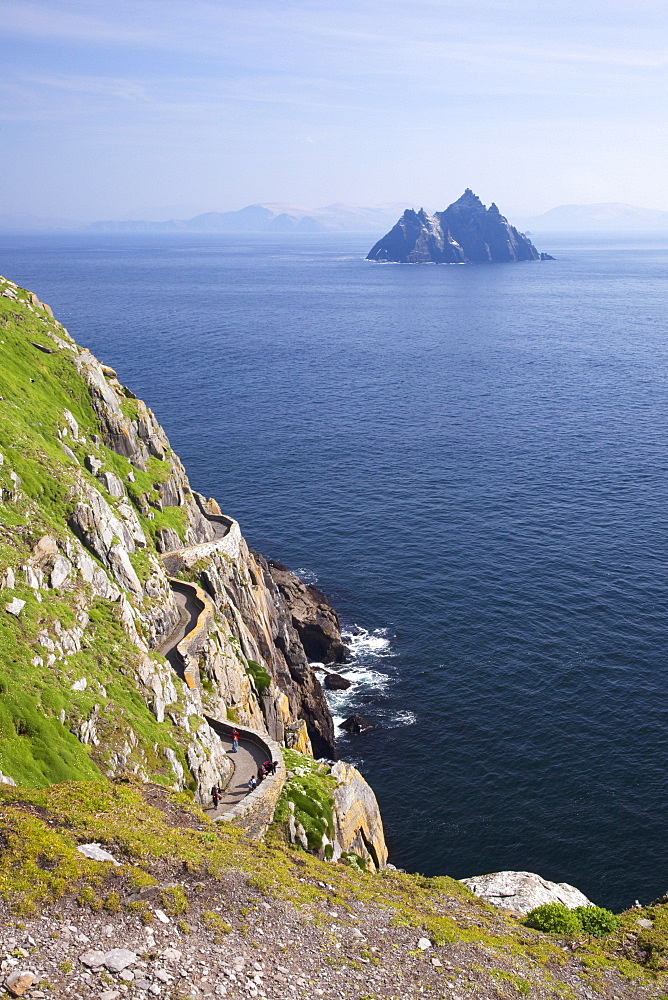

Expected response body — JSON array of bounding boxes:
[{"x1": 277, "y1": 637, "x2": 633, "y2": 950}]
[{"x1": 0, "y1": 272, "x2": 386, "y2": 866}]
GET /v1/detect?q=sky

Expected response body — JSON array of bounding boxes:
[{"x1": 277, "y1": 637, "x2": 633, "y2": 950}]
[{"x1": 1, "y1": 0, "x2": 667, "y2": 221}]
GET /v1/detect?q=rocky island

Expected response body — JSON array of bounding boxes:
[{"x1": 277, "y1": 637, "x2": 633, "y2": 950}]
[
  {"x1": 0, "y1": 274, "x2": 665, "y2": 1000},
  {"x1": 367, "y1": 189, "x2": 554, "y2": 263}
]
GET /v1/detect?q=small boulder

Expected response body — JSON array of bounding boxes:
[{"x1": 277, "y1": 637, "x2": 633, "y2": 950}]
[
  {"x1": 63, "y1": 408, "x2": 79, "y2": 440},
  {"x1": 160, "y1": 948, "x2": 182, "y2": 962},
  {"x1": 103, "y1": 948, "x2": 136, "y2": 973},
  {"x1": 4, "y1": 970, "x2": 35, "y2": 996},
  {"x1": 85, "y1": 455, "x2": 103, "y2": 476},
  {"x1": 77, "y1": 843, "x2": 119, "y2": 865},
  {"x1": 50, "y1": 554, "x2": 72, "y2": 588},
  {"x1": 324, "y1": 672, "x2": 352, "y2": 691},
  {"x1": 79, "y1": 949, "x2": 106, "y2": 968},
  {"x1": 98, "y1": 471, "x2": 125, "y2": 499},
  {"x1": 417, "y1": 937, "x2": 431, "y2": 950},
  {"x1": 5, "y1": 598, "x2": 26, "y2": 617},
  {"x1": 339, "y1": 714, "x2": 373, "y2": 734},
  {"x1": 461, "y1": 870, "x2": 593, "y2": 914}
]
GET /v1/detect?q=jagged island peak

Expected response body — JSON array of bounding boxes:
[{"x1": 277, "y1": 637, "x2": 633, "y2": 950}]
[{"x1": 367, "y1": 188, "x2": 555, "y2": 263}]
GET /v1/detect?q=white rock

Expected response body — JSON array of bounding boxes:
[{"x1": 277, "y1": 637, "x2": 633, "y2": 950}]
[
  {"x1": 0, "y1": 771, "x2": 16, "y2": 786},
  {"x1": 417, "y1": 937, "x2": 431, "y2": 950},
  {"x1": 0, "y1": 567, "x2": 15, "y2": 589},
  {"x1": 5, "y1": 598, "x2": 25, "y2": 616},
  {"x1": 77, "y1": 843, "x2": 120, "y2": 866},
  {"x1": 154, "y1": 909, "x2": 170, "y2": 924},
  {"x1": 22, "y1": 565, "x2": 43, "y2": 589},
  {"x1": 154, "y1": 969, "x2": 172, "y2": 983},
  {"x1": 460, "y1": 870, "x2": 593, "y2": 914},
  {"x1": 71, "y1": 677, "x2": 88, "y2": 692},
  {"x1": 85, "y1": 455, "x2": 103, "y2": 475},
  {"x1": 98, "y1": 471, "x2": 125, "y2": 499},
  {"x1": 50, "y1": 554, "x2": 72, "y2": 588},
  {"x1": 63, "y1": 408, "x2": 80, "y2": 439},
  {"x1": 79, "y1": 949, "x2": 106, "y2": 968},
  {"x1": 431, "y1": 957, "x2": 442, "y2": 967},
  {"x1": 119, "y1": 969, "x2": 134, "y2": 982},
  {"x1": 100, "y1": 992, "x2": 121, "y2": 1000},
  {"x1": 160, "y1": 948, "x2": 182, "y2": 962},
  {"x1": 103, "y1": 949, "x2": 136, "y2": 973}
]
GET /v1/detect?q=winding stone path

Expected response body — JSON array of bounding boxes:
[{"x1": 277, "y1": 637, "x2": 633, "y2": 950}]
[{"x1": 156, "y1": 572, "x2": 269, "y2": 815}]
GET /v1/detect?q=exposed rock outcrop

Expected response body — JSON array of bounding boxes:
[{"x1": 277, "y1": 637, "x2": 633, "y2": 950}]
[
  {"x1": 367, "y1": 190, "x2": 553, "y2": 264},
  {"x1": 339, "y1": 714, "x2": 374, "y2": 733},
  {"x1": 331, "y1": 761, "x2": 388, "y2": 870},
  {"x1": 266, "y1": 559, "x2": 348, "y2": 664},
  {"x1": 0, "y1": 272, "x2": 348, "y2": 814},
  {"x1": 461, "y1": 870, "x2": 594, "y2": 914}
]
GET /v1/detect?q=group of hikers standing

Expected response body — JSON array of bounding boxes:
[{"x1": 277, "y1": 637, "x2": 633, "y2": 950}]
[
  {"x1": 209, "y1": 729, "x2": 279, "y2": 807},
  {"x1": 247, "y1": 758, "x2": 277, "y2": 791}
]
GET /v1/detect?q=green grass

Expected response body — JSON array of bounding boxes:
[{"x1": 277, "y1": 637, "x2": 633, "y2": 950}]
[
  {"x1": 0, "y1": 280, "x2": 201, "y2": 787},
  {"x1": 273, "y1": 748, "x2": 336, "y2": 852},
  {"x1": 245, "y1": 658, "x2": 271, "y2": 695}
]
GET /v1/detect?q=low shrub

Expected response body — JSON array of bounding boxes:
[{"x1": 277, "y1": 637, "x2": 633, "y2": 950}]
[
  {"x1": 576, "y1": 905, "x2": 620, "y2": 936},
  {"x1": 525, "y1": 902, "x2": 583, "y2": 935},
  {"x1": 526, "y1": 902, "x2": 619, "y2": 937}
]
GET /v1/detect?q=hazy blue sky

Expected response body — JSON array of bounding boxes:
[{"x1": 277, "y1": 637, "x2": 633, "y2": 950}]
[{"x1": 1, "y1": 0, "x2": 666, "y2": 220}]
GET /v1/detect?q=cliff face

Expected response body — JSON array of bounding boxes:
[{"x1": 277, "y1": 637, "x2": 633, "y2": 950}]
[
  {"x1": 0, "y1": 275, "x2": 354, "y2": 821},
  {"x1": 367, "y1": 189, "x2": 553, "y2": 263}
]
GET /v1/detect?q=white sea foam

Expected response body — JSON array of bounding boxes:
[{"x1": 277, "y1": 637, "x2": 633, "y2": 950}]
[
  {"x1": 295, "y1": 566, "x2": 319, "y2": 585},
  {"x1": 341, "y1": 626, "x2": 393, "y2": 657},
  {"x1": 318, "y1": 625, "x2": 398, "y2": 734},
  {"x1": 388, "y1": 710, "x2": 417, "y2": 728}
]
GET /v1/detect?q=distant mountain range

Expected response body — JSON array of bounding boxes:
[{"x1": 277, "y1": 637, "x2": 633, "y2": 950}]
[
  {"x1": 85, "y1": 202, "x2": 412, "y2": 235},
  {"x1": 1, "y1": 201, "x2": 668, "y2": 234},
  {"x1": 514, "y1": 203, "x2": 668, "y2": 232}
]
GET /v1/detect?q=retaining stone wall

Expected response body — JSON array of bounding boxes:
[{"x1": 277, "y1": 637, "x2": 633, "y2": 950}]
[
  {"x1": 206, "y1": 716, "x2": 286, "y2": 839},
  {"x1": 161, "y1": 520, "x2": 242, "y2": 576}
]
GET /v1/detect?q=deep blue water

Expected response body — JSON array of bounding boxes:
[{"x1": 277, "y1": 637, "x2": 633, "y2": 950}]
[{"x1": 2, "y1": 231, "x2": 667, "y2": 911}]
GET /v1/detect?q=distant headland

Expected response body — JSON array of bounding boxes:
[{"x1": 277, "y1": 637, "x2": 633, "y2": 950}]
[{"x1": 367, "y1": 189, "x2": 555, "y2": 263}]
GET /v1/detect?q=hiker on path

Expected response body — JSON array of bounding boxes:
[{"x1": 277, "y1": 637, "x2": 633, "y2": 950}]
[
  {"x1": 211, "y1": 785, "x2": 220, "y2": 809},
  {"x1": 231, "y1": 730, "x2": 239, "y2": 753}
]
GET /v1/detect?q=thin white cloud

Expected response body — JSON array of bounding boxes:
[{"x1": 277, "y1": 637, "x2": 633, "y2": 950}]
[
  {"x1": 0, "y1": 0, "x2": 160, "y2": 44},
  {"x1": 29, "y1": 75, "x2": 149, "y2": 102}
]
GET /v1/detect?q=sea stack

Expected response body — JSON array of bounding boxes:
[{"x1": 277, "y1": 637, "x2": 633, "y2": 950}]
[{"x1": 367, "y1": 189, "x2": 554, "y2": 263}]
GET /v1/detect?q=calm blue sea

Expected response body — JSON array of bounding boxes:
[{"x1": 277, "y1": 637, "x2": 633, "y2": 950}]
[{"x1": 2, "y1": 230, "x2": 667, "y2": 911}]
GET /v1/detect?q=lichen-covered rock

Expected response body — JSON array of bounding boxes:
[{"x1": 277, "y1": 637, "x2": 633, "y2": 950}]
[
  {"x1": 331, "y1": 761, "x2": 388, "y2": 871},
  {"x1": 4, "y1": 970, "x2": 35, "y2": 996},
  {"x1": 460, "y1": 870, "x2": 593, "y2": 914}
]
